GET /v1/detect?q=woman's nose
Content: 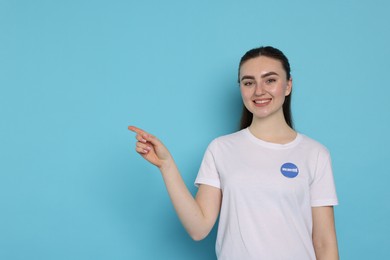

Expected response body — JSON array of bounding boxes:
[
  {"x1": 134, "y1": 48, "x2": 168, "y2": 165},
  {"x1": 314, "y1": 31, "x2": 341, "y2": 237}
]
[{"x1": 254, "y1": 83, "x2": 265, "y2": 95}]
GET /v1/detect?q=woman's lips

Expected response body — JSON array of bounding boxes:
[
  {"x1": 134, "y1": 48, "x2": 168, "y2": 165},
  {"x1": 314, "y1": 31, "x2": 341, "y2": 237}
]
[{"x1": 253, "y1": 98, "x2": 271, "y2": 107}]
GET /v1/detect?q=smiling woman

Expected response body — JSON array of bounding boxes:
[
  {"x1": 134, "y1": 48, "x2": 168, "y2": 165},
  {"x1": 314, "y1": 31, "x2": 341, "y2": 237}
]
[
  {"x1": 238, "y1": 46, "x2": 293, "y2": 131},
  {"x1": 129, "y1": 46, "x2": 339, "y2": 260},
  {"x1": 239, "y1": 55, "x2": 292, "y2": 136}
]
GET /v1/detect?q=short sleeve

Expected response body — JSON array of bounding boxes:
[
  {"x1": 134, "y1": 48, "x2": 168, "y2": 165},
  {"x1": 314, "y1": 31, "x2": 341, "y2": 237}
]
[
  {"x1": 310, "y1": 151, "x2": 339, "y2": 207},
  {"x1": 194, "y1": 142, "x2": 221, "y2": 189}
]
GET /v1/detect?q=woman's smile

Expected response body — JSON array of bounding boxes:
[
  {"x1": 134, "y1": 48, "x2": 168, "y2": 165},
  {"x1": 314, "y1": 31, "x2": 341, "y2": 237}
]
[{"x1": 253, "y1": 98, "x2": 272, "y2": 107}]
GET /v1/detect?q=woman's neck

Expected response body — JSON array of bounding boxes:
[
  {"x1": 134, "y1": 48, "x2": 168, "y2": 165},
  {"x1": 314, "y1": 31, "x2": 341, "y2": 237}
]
[{"x1": 249, "y1": 116, "x2": 296, "y2": 144}]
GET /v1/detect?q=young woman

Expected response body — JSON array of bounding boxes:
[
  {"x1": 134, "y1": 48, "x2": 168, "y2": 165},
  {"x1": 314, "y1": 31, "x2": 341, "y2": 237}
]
[{"x1": 129, "y1": 46, "x2": 339, "y2": 260}]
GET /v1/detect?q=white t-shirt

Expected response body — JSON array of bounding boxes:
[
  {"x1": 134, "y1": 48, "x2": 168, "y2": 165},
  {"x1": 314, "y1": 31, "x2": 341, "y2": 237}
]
[{"x1": 195, "y1": 128, "x2": 338, "y2": 260}]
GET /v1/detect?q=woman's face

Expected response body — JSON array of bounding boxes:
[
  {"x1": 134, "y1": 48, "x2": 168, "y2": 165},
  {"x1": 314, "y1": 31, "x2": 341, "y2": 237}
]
[{"x1": 239, "y1": 56, "x2": 292, "y2": 122}]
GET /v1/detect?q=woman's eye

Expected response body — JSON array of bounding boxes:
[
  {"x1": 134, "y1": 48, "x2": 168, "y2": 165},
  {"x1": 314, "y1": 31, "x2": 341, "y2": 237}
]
[
  {"x1": 243, "y1": 81, "x2": 254, "y2": 87},
  {"x1": 266, "y1": 78, "x2": 276, "y2": 84}
]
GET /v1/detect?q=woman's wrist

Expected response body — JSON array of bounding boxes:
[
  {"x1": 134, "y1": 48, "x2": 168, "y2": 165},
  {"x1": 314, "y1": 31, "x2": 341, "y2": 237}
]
[{"x1": 159, "y1": 157, "x2": 176, "y2": 173}]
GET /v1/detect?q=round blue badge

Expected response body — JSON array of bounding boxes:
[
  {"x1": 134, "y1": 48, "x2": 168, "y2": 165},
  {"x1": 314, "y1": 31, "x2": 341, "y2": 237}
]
[{"x1": 280, "y1": 163, "x2": 299, "y2": 178}]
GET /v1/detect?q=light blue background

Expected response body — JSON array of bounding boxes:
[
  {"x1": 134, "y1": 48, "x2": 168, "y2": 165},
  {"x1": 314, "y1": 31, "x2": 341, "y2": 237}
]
[{"x1": 1, "y1": 0, "x2": 389, "y2": 259}]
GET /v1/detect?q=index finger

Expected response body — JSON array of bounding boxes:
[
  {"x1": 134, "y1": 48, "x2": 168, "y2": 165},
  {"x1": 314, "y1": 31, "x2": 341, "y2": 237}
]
[{"x1": 128, "y1": 125, "x2": 148, "y2": 136}]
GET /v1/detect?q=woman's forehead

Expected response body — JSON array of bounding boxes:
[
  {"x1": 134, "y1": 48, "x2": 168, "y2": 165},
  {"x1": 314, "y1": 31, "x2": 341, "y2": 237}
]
[{"x1": 240, "y1": 56, "x2": 286, "y2": 76}]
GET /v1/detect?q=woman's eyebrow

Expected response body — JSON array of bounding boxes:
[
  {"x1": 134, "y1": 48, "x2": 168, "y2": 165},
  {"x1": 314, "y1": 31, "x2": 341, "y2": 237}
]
[
  {"x1": 260, "y1": 72, "x2": 279, "y2": 78},
  {"x1": 240, "y1": 72, "x2": 279, "y2": 82},
  {"x1": 240, "y1": 75, "x2": 255, "y2": 81}
]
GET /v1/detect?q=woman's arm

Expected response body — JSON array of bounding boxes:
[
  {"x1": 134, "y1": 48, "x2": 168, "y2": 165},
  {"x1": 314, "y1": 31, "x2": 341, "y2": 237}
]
[
  {"x1": 128, "y1": 126, "x2": 222, "y2": 241},
  {"x1": 312, "y1": 206, "x2": 339, "y2": 260}
]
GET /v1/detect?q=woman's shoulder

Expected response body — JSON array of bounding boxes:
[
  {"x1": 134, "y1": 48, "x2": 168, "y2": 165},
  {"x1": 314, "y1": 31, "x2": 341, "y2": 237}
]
[
  {"x1": 204, "y1": 129, "x2": 248, "y2": 151},
  {"x1": 298, "y1": 133, "x2": 331, "y2": 155}
]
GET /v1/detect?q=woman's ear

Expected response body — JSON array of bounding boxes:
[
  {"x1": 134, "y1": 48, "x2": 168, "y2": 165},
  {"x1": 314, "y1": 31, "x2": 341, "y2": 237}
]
[{"x1": 285, "y1": 78, "x2": 293, "y2": 96}]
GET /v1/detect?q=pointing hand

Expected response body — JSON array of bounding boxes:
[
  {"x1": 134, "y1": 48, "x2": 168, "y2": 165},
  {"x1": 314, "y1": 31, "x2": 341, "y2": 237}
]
[{"x1": 128, "y1": 126, "x2": 172, "y2": 169}]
